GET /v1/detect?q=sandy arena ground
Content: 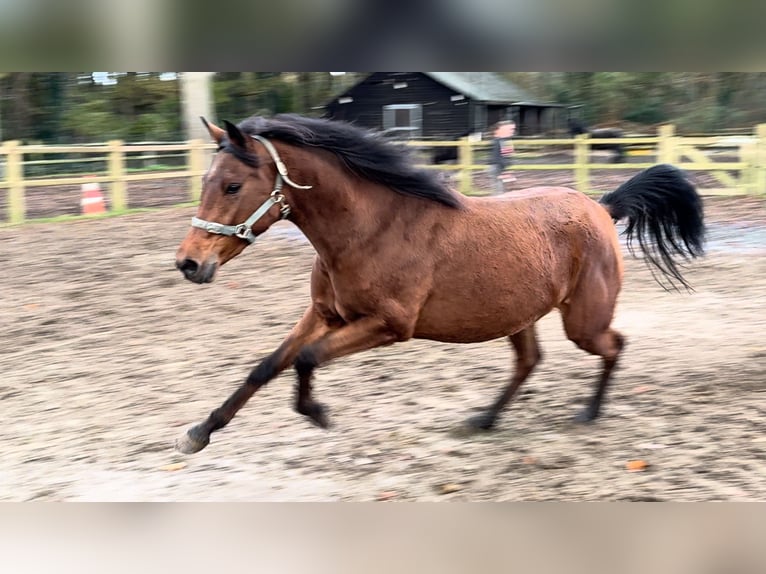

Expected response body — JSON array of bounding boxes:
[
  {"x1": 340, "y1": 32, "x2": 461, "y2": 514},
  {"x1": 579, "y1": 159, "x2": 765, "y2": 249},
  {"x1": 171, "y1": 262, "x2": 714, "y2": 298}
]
[{"x1": 1, "y1": 185, "x2": 764, "y2": 501}]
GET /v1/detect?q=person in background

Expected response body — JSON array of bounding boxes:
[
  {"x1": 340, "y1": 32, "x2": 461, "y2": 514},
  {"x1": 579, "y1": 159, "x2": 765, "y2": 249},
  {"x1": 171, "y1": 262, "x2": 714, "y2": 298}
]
[{"x1": 490, "y1": 120, "x2": 516, "y2": 194}]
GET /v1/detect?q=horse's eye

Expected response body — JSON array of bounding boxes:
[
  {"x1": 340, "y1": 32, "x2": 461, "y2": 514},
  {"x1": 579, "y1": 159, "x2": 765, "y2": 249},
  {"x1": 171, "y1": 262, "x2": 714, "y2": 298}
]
[{"x1": 225, "y1": 183, "x2": 242, "y2": 194}]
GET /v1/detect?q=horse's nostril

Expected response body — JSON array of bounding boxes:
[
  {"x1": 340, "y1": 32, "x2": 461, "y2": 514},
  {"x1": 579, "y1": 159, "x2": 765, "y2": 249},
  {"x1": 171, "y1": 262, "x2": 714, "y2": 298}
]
[{"x1": 177, "y1": 258, "x2": 199, "y2": 275}]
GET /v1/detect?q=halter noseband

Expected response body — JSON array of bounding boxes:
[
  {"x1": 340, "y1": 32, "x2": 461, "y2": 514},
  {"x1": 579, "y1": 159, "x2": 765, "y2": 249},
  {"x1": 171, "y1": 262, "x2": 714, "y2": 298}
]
[{"x1": 190, "y1": 135, "x2": 312, "y2": 244}]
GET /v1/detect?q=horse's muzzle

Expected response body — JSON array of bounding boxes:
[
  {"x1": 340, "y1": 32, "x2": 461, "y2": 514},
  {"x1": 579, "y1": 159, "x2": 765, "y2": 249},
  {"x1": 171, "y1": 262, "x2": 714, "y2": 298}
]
[{"x1": 176, "y1": 258, "x2": 218, "y2": 284}]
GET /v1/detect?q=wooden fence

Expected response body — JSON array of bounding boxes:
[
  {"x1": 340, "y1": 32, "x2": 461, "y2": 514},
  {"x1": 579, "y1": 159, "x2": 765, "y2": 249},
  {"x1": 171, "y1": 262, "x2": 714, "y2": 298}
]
[
  {"x1": 0, "y1": 140, "x2": 213, "y2": 224},
  {"x1": 1, "y1": 124, "x2": 765, "y2": 225}
]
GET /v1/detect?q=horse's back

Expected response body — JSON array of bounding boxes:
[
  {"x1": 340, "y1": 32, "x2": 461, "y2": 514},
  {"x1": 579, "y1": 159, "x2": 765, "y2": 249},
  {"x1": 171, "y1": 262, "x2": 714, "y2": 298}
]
[
  {"x1": 477, "y1": 186, "x2": 621, "y2": 264},
  {"x1": 470, "y1": 186, "x2": 612, "y2": 228},
  {"x1": 487, "y1": 185, "x2": 581, "y2": 203}
]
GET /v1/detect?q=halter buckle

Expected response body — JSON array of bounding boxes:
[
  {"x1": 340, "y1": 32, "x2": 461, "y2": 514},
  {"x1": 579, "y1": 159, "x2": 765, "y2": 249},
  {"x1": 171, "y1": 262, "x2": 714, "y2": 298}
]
[
  {"x1": 234, "y1": 224, "x2": 250, "y2": 239},
  {"x1": 271, "y1": 189, "x2": 291, "y2": 219}
]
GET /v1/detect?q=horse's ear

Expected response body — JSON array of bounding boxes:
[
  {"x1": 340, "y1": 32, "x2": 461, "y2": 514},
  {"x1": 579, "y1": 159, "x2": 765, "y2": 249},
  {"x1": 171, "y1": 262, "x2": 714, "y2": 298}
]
[
  {"x1": 200, "y1": 117, "x2": 225, "y2": 145},
  {"x1": 223, "y1": 119, "x2": 247, "y2": 149}
]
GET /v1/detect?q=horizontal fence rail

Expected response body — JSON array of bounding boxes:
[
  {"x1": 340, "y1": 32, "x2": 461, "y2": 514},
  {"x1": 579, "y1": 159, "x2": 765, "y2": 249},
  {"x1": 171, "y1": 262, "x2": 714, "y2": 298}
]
[{"x1": 1, "y1": 124, "x2": 765, "y2": 225}]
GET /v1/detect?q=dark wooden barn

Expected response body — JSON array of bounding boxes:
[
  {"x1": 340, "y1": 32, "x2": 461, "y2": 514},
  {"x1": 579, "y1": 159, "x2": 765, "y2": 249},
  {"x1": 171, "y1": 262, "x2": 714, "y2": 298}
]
[{"x1": 323, "y1": 72, "x2": 566, "y2": 139}]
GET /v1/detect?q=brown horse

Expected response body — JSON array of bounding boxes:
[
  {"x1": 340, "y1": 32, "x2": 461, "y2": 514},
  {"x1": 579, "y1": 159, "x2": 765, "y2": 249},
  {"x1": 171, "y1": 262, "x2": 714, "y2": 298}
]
[{"x1": 174, "y1": 114, "x2": 705, "y2": 454}]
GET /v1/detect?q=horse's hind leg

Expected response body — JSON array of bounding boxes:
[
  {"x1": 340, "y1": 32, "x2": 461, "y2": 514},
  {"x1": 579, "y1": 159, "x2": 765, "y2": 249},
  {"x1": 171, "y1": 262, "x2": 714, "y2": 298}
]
[
  {"x1": 466, "y1": 324, "x2": 542, "y2": 430},
  {"x1": 569, "y1": 327, "x2": 625, "y2": 421},
  {"x1": 560, "y1": 281, "x2": 625, "y2": 422}
]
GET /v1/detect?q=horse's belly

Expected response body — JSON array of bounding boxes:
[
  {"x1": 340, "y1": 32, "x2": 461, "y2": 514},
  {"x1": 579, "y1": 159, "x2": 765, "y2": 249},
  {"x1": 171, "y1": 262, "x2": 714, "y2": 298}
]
[{"x1": 413, "y1": 291, "x2": 555, "y2": 343}]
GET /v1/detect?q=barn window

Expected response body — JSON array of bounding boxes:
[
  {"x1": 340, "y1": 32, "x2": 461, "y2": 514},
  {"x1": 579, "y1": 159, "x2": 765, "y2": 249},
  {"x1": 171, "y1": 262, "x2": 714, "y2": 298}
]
[{"x1": 382, "y1": 104, "x2": 422, "y2": 139}]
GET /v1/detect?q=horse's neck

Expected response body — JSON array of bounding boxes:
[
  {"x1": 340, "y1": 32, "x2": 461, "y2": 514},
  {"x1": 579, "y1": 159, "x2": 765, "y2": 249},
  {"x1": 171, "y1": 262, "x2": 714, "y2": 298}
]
[{"x1": 282, "y1": 149, "x2": 405, "y2": 262}]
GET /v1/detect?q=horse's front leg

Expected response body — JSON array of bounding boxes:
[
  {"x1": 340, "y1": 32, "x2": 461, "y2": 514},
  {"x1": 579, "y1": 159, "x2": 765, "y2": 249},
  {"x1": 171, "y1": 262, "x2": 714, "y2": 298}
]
[
  {"x1": 293, "y1": 316, "x2": 404, "y2": 428},
  {"x1": 175, "y1": 305, "x2": 332, "y2": 454}
]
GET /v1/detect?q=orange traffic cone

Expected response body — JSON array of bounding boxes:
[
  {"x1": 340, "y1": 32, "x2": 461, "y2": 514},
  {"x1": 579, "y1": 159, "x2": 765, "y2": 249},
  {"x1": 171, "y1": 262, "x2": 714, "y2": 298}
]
[{"x1": 80, "y1": 177, "x2": 106, "y2": 215}]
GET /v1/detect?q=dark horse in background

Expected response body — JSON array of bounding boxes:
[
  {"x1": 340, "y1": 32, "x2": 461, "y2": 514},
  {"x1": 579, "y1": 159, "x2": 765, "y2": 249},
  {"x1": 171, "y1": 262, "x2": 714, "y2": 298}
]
[
  {"x1": 431, "y1": 130, "x2": 475, "y2": 164},
  {"x1": 568, "y1": 118, "x2": 626, "y2": 163},
  {"x1": 174, "y1": 113, "x2": 704, "y2": 454}
]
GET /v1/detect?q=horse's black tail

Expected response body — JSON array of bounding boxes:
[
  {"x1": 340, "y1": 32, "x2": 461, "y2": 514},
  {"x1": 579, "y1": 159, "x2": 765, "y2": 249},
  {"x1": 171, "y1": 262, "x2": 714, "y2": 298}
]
[{"x1": 599, "y1": 164, "x2": 705, "y2": 291}]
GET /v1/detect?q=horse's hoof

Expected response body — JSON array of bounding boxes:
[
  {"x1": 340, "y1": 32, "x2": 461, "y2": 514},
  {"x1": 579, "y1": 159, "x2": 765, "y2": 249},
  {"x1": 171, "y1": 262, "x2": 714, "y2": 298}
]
[
  {"x1": 573, "y1": 406, "x2": 599, "y2": 423},
  {"x1": 311, "y1": 409, "x2": 330, "y2": 429},
  {"x1": 298, "y1": 401, "x2": 331, "y2": 429},
  {"x1": 465, "y1": 411, "x2": 496, "y2": 431},
  {"x1": 175, "y1": 427, "x2": 210, "y2": 454}
]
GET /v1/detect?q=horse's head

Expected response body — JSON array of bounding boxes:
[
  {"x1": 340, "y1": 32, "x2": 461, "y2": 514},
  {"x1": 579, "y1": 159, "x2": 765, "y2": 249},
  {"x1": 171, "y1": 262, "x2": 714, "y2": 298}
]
[{"x1": 175, "y1": 118, "x2": 310, "y2": 284}]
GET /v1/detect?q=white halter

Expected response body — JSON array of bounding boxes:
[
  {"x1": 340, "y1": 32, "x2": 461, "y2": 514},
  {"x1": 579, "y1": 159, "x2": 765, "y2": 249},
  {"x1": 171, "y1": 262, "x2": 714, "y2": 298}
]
[{"x1": 190, "y1": 135, "x2": 312, "y2": 244}]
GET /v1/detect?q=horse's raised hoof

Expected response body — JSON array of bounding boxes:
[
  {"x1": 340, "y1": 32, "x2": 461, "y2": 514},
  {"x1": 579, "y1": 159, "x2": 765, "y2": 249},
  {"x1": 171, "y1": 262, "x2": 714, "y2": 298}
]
[
  {"x1": 175, "y1": 426, "x2": 210, "y2": 454},
  {"x1": 573, "y1": 406, "x2": 600, "y2": 423},
  {"x1": 465, "y1": 411, "x2": 496, "y2": 431},
  {"x1": 297, "y1": 401, "x2": 331, "y2": 429}
]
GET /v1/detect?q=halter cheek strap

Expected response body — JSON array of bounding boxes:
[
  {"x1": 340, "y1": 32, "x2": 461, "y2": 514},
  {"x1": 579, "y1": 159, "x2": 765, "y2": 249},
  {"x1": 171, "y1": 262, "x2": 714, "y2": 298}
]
[{"x1": 190, "y1": 135, "x2": 312, "y2": 244}]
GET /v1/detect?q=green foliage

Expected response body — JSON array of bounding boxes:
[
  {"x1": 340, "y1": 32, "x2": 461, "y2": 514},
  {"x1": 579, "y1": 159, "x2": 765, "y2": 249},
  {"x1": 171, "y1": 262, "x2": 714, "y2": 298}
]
[
  {"x1": 2, "y1": 72, "x2": 765, "y2": 144},
  {"x1": 675, "y1": 105, "x2": 750, "y2": 134},
  {"x1": 3, "y1": 72, "x2": 182, "y2": 143},
  {"x1": 521, "y1": 72, "x2": 766, "y2": 132},
  {"x1": 60, "y1": 98, "x2": 123, "y2": 141},
  {"x1": 211, "y1": 72, "x2": 344, "y2": 121},
  {"x1": 622, "y1": 99, "x2": 667, "y2": 125},
  {"x1": 212, "y1": 72, "x2": 292, "y2": 121}
]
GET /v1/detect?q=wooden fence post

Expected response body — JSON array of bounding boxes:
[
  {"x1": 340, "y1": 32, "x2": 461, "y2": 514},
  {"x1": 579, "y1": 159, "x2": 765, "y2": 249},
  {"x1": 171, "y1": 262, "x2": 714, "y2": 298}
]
[
  {"x1": 740, "y1": 141, "x2": 756, "y2": 195},
  {"x1": 108, "y1": 140, "x2": 126, "y2": 212},
  {"x1": 5, "y1": 141, "x2": 25, "y2": 224},
  {"x1": 188, "y1": 139, "x2": 205, "y2": 202},
  {"x1": 657, "y1": 124, "x2": 677, "y2": 164},
  {"x1": 574, "y1": 134, "x2": 589, "y2": 193},
  {"x1": 457, "y1": 138, "x2": 473, "y2": 195},
  {"x1": 755, "y1": 124, "x2": 766, "y2": 195}
]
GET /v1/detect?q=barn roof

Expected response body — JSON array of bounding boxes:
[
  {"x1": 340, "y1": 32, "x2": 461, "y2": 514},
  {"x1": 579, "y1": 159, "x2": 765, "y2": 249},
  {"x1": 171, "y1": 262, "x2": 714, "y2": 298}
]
[
  {"x1": 325, "y1": 72, "x2": 554, "y2": 109},
  {"x1": 424, "y1": 72, "x2": 536, "y2": 104}
]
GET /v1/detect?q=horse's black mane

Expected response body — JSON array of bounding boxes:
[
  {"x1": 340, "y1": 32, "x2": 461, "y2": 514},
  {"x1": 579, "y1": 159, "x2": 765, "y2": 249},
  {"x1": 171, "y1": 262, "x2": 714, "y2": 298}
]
[{"x1": 221, "y1": 114, "x2": 463, "y2": 209}]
